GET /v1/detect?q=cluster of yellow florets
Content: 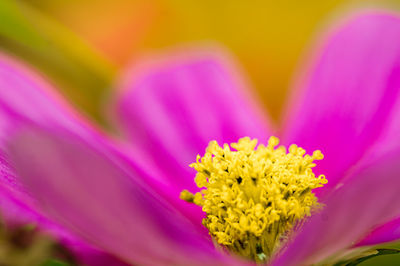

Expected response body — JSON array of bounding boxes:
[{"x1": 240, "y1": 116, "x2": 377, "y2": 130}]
[{"x1": 181, "y1": 136, "x2": 327, "y2": 261}]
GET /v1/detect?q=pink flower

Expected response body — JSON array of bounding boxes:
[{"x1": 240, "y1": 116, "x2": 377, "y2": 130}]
[{"x1": 0, "y1": 10, "x2": 400, "y2": 265}]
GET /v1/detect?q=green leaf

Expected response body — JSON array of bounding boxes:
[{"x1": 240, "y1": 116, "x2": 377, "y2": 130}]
[
  {"x1": 334, "y1": 249, "x2": 400, "y2": 266},
  {"x1": 0, "y1": 0, "x2": 116, "y2": 124},
  {"x1": 42, "y1": 259, "x2": 70, "y2": 266}
]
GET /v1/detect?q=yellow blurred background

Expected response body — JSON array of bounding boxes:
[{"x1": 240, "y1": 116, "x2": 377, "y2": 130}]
[
  {"x1": 1, "y1": 0, "x2": 395, "y2": 124},
  {"x1": 31, "y1": 0, "x2": 350, "y2": 122}
]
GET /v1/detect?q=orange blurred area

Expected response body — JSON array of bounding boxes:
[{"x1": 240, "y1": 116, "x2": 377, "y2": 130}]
[
  {"x1": 26, "y1": 0, "x2": 396, "y2": 121},
  {"x1": 28, "y1": 0, "x2": 158, "y2": 66}
]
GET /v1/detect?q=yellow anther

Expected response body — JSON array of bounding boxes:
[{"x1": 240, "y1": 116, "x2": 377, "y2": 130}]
[
  {"x1": 181, "y1": 136, "x2": 327, "y2": 262},
  {"x1": 180, "y1": 190, "x2": 195, "y2": 203}
]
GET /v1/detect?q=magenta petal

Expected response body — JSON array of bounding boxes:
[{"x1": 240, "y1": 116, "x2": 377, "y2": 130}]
[
  {"x1": 0, "y1": 54, "x2": 187, "y2": 264},
  {"x1": 357, "y1": 216, "x2": 400, "y2": 247},
  {"x1": 0, "y1": 53, "x2": 104, "y2": 227},
  {"x1": 62, "y1": 239, "x2": 130, "y2": 266},
  {"x1": 272, "y1": 150, "x2": 400, "y2": 266},
  {"x1": 0, "y1": 53, "x2": 98, "y2": 140},
  {"x1": 0, "y1": 52, "x2": 102, "y2": 202},
  {"x1": 370, "y1": 95, "x2": 400, "y2": 158},
  {"x1": 281, "y1": 11, "x2": 400, "y2": 198},
  {"x1": 353, "y1": 90, "x2": 400, "y2": 247},
  {"x1": 6, "y1": 125, "x2": 231, "y2": 265},
  {"x1": 114, "y1": 51, "x2": 272, "y2": 194}
]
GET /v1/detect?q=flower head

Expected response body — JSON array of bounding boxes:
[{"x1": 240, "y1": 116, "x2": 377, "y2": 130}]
[
  {"x1": 182, "y1": 136, "x2": 327, "y2": 261},
  {"x1": 0, "y1": 10, "x2": 399, "y2": 266}
]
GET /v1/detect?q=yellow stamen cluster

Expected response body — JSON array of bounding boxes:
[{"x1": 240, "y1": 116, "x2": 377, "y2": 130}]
[{"x1": 180, "y1": 136, "x2": 327, "y2": 261}]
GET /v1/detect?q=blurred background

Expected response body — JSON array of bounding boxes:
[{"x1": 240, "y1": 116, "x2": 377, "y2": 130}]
[{"x1": 1, "y1": 0, "x2": 400, "y2": 265}]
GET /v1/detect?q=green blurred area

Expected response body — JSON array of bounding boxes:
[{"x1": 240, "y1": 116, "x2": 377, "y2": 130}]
[
  {"x1": 360, "y1": 243, "x2": 400, "y2": 266},
  {"x1": 0, "y1": 0, "x2": 116, "y2": 125},
  {"x1": 1, "y1": 0, "x2": 400, "y2": 265}
]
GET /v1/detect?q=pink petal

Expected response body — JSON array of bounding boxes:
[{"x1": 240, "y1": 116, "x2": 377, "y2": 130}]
[
  {"x1": 114, "y1": 50, "x2": 273, "y2": 196},
  {"x1": 0, "y1": 53, "x2": 99, "y2": 142},
  {"x1": 369, "y1": 93, "x2": 400, "y2": 158},
  {"x1": 356, "y1": 216, "x2": 400, "y2": 247},
  {"x1": 0, "y1": 53, "x2": 197, "y2": 264},
  {"x1": 281, "y1": 11, "x2": 400, "y2": 199},
  {"x1": 6, "y1": 125, "x2": 233, "y2": 265},
  {"x1": 0, "y1": 53, "x2": 116, "y2": 257},
  {"x1": 0, "y1": 53, "x2": 104, "y2": 214},
  {"x1": 0, "y1": 169, "x2": 126, "y2": 266},
  {"x1": 62, "y1": 239, "x2": 130, "y2": 266},
  {"x1": 352, "y1": 77, "x2": 400, "y2": 247},
  {"x1": 272, "y1": 150, "x2": 400, "y2": 266}
]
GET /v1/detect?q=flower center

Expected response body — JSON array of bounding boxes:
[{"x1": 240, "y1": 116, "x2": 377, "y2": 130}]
[{"x1": 180, "y1": 136, "x2": 327, "y2": 262}]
